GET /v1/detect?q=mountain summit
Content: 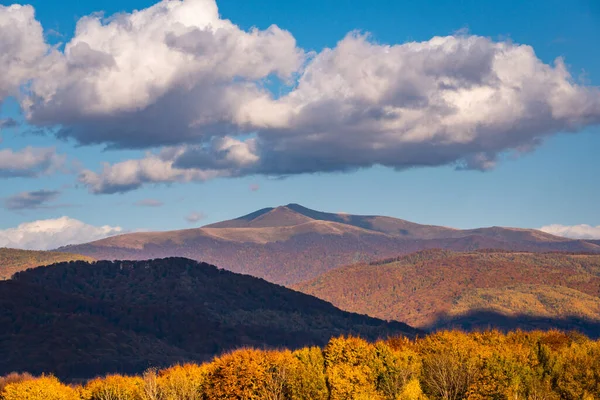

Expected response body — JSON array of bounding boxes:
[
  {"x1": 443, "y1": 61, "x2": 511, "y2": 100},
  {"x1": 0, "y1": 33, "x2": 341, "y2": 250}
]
[{"x1": 58, "y1": 204, "x2": 600, "y2": 285}]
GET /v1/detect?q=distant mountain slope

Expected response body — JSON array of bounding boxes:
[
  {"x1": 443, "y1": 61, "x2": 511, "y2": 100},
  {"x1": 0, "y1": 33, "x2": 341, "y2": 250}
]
[
  {"x1": 59, "y1": 204, "x2": 600, "y2": 285},
  {"x1": 206, "y1": 203, "x2": 466, "y2": 238},
  {"x1": 0, "y1": 248, "x2": 93, "y2": 280},
  {"x1": 294, "y1": 250, "x2": 600, "y2": 335},
  {"x1": 1, "y1": 258, "x2": 419, "y2": 379}
]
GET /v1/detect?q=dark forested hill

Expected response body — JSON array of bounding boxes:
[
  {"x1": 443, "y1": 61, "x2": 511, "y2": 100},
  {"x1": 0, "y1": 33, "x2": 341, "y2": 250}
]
[
  {"x1": 295, "y1": 250, "x2": 600, "y2": 335},
  {"x1": 0, "y1": 248, "x2": 93, "y2": 280},
  {"x1": 0, "y1": 258, "x2": 419, "y2": 379},
  {"x1": 58, "y1": 204, "x2": 600, "y2": 285}
]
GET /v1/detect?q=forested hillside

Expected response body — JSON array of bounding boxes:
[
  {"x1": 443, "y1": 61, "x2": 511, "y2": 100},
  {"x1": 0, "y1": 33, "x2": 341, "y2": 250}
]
[
  {"x1": 1, "y1": 258, "x2": 418, "y2": 379},
  {"x1": 2, "y1": 330, "x2": 599, "y2": 399},
  {"x1": 295, "y1": 250, "x2": 600, "y2": 334}
]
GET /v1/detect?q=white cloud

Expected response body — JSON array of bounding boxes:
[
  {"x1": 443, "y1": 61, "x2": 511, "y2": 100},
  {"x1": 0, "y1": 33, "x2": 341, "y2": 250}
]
[
  {"x1": 540, "y1": 224, "x2": 600, "y2": 240},
  {"x1": 0, "y1": 217, "x2": 122, "y2": 250},
  {"x1": 23, "y1": 0, "x2": 304, "y2": 148},
  {"x1": 0, "y1": 146, "x2": 65, "y2": 178},
  {"x1": 79, "y1": 148, "x2": 228, "y2": 194},
  {"x1": 79, "y1": 138, "x2": 258, "y2": 193},
  {"x1": 78, "y1": 30, "x2": 600, "y2": 192},
  {"x1": 0, "y1": 4, "x2": 47, "y2": 102},
  {"x1": 3, "y1": 1, "x2": 600, "y2": 193},
  {"x1": 236, "y1": 33, "x2": 600, "y2": 173}
]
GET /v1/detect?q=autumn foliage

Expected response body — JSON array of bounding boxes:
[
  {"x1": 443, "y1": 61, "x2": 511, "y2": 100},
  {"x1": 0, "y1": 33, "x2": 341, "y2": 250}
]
[{"x1": 2, "y1": 330, "x2": 600, "y2": 399}]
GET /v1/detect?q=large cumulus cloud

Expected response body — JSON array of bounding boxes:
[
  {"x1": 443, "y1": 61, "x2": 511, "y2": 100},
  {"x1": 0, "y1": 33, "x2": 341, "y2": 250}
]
[
  {"x1": 2, "y1": 0, "x2": 600, "y2": 193},
  {"x1": 23, "y1": 0, "x2": 305, "y2": 148},
  {"x1": 0, "y1": 4, "x2": 47, "y2": 102},
  {"x1": 78, "y1": 31, "x2": 600, "y2": 193}
]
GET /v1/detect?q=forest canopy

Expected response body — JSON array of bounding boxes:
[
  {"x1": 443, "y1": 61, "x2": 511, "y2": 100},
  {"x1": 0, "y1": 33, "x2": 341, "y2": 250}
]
[{"x1": 1, "y1": 330, "x2": 599, "y2": 400}]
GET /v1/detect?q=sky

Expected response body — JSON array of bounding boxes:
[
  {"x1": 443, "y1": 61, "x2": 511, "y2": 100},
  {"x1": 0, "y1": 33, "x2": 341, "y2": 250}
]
[{"x1": 0, "y1": 0, "x2": 599, "y2": 249}]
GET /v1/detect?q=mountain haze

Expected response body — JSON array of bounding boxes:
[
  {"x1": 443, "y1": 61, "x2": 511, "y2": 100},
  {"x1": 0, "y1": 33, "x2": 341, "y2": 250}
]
[{"x1": 59, "y1": 204, "x2": 600, "y2": 285}]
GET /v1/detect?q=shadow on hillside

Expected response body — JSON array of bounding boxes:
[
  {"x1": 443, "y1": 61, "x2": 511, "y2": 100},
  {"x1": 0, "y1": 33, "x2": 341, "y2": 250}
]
[{"x1": 426, "y1": 310, "x2": 600, "y2": 339}]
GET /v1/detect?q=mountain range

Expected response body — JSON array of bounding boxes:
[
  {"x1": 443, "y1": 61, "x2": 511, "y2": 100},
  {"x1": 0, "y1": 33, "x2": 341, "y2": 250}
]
[
  {"x1": 59, "y1": 204, "x2": 600, "y2": 285},
  {"x1": 0, "y1": 258, "x2": 418, "y2": 379},
  {"x1": 2, "y1": 205, "x2": 600, "y2": 379}
]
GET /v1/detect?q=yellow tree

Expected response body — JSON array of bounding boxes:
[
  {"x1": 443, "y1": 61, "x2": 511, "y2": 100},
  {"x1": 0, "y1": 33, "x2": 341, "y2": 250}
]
[
  {"x1": 2, "y1": 375, "x2": 79, "y2": 400},
  {"x1": 418, "y1": 331, "x2": 478, "y2": 400},
  {"x1": 81, "y1": 374, "x2": 144, "y2": 400},
  {"x1": 204, "y1": 347, "x2": 296, "y2": 400},
  {"x1": 324, "y1": 336, "x2": 383, "y2": 400},
  {"x1": 157, "y1": 363, "x2": 209, "y2": 400},
  {"x1": 288, "y1": 347, "x2": 328, "y2": 400}
]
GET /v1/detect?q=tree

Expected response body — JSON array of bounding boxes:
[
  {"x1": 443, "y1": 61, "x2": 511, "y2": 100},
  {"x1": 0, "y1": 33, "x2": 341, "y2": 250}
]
[
  {"x1": 419, "y1": 332, "x2": 477, "y2": 400},
  {"x1": 288, "y1": 347, "x2": 328, "y2": 400},
  {"x1": 81, "y1": 374, "x2": 144, "y2": 400},
  {"x1": 324, "y1": 336, "x2": 383, "y2": 400},
  {"x1": 158, "y1": 363, "x2": 208, "y2": 400},
  {"x1": 374, "y1": 340, "x2": 421, "y2": 400},
  {"x1": 2, "y1": 375, "x2": 79, "y2": 400}
]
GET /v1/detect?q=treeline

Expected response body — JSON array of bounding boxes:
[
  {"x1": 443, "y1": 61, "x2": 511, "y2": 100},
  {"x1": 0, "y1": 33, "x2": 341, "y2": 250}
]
[{"x1": 2, "y1": 330, "x2": 599, "y2": 399}]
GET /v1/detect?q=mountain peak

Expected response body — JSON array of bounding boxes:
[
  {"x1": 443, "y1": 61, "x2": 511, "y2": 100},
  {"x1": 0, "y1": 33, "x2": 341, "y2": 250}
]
[{"x1": 204, "y1": 204, "x2": 314, "y2": 229}]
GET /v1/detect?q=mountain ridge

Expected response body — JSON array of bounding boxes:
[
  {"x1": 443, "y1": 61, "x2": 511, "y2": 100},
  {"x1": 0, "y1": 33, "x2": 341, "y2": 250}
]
[{"x1": 56, "y1": 204, "x2": 600, "y2": 285}]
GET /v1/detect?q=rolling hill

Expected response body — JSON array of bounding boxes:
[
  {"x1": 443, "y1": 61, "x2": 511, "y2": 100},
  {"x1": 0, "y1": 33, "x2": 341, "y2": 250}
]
[
  {"x1": 0, "y1": 248, "x2": 94, "y2": 280},
  {"x1": 294, "y1": 250, "x2": 600, "y2": 336},
  {"x1": 0, "y1": 257, "x2": 419, "y2": 379},
  {"x1": 58, "y1": 204, "x2": 600, "y2": 285}
]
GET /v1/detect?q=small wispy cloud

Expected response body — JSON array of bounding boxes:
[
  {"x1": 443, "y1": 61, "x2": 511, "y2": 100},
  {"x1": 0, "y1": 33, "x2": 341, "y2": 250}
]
[
  {"x1": 134, "y1": 198, "x2": 164, "y2": 207},
  {"x1": 4, "y1": 190, "x2": 61, "y2": 210},
  {"x1": 0, "y1": 118, "x2": 18, "y2": 130},
  {"x1": 185, "y1": 211, "x2": 206, "y2": 223}
]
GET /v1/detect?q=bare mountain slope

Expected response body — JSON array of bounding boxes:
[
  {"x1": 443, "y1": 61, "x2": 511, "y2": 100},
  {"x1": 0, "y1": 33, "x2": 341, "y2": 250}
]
[
  {"x1": 59, "y1": 204, "x2": 600, "y2": 285},
  {"x1": 206, "y1": 203, "x2": 461, "y2": 239}
]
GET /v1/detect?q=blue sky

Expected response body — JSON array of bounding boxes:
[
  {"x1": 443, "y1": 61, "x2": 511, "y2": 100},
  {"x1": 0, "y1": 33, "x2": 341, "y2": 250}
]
[{"x1": 0, "y1": 0, "x2": 599, "y2": 248}]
